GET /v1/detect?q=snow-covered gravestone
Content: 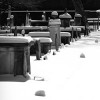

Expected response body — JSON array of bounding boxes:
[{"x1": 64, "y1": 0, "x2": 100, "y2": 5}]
[{"x1": 49, "y1": 11, "x2": 61, "y2": 51}]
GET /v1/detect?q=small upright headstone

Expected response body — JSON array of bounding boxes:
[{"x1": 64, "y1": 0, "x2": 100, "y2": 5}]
[
  {"x1": 35, "y1": 90, "x2": 46, "y2": 97},
  {"x1": 80, "y1": 53, "x2": 85, "y2": 58},
  {"x1": 21, "y1": 29, "x2": 25, "y2": 36},
  {"x1": 95, "y1": 39, "x2": 98, "y2": 43},
  {"x1": 53, "y1": 51, "x2": 56, "y2": 55}
]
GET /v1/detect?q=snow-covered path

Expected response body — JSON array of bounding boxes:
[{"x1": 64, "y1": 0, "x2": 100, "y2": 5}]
[{"x1": 0, "y1": 31, "x2": 100, "y2": 100}]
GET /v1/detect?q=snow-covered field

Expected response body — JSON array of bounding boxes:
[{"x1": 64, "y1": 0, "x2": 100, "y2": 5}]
[{"x1": 0, "y1": 31, "x2": 100, "y2": 100}]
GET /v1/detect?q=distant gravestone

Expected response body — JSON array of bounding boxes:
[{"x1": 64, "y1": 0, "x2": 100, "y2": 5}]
[
  {"x1": 53, "y1": 51, "x2": 56, "y2": 55},
  {"x1": 80, "y1": 53, "x2": 85, "y2": 58},
  {"x1": 35, "y1": 90, "x2": 46, "y2": 97},
  {"x1": 95, "y1": 39, "x2": 98, "y2": 43},
  {"x1": 21, "y1": 29, "x2": 25, "y2": 36}
]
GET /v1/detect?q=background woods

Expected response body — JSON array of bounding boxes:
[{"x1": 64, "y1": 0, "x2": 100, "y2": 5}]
[{"x1": 0, "y1": 0, "x2": 100, "y2": 11}]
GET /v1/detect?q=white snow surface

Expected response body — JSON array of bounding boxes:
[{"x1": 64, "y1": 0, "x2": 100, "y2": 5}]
[{"x1": 0, "y1": 31, "x2": 100, "y2": 100}]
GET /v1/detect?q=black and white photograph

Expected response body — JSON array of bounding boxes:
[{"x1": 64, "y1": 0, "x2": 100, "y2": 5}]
[{"x1": 0, "y1": 0, "x2": 100, "y2": 100}]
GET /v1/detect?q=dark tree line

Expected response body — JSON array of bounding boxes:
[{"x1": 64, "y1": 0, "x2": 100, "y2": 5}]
[
  {"x1": 0, "y1": 0, "x2": 100, "y2": 11},
  {"x1": 0, "y1": 0, "x2": 46, "y2": 11}
]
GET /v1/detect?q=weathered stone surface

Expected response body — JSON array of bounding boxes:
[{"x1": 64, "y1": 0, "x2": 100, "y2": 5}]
[
  {"x1": 80, "y1": 53, "x2": 85, "y2": 58},
  {"x1": 35, "y1": 90, "x2": 46, "y2": 97}
]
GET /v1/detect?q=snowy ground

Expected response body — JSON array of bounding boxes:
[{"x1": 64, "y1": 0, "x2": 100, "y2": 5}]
[{"x1": 0, "y1": 31, "x2": 100, "y2": 100}]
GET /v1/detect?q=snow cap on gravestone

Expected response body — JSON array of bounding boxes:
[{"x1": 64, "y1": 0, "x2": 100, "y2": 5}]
[{"x1": 51, "y1": 11, "x2": 58, "y2": 16}]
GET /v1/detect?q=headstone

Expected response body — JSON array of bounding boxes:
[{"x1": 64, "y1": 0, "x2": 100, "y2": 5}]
[{"x1": 35, "y1": 90, "x2": 46, "y2": 97}]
